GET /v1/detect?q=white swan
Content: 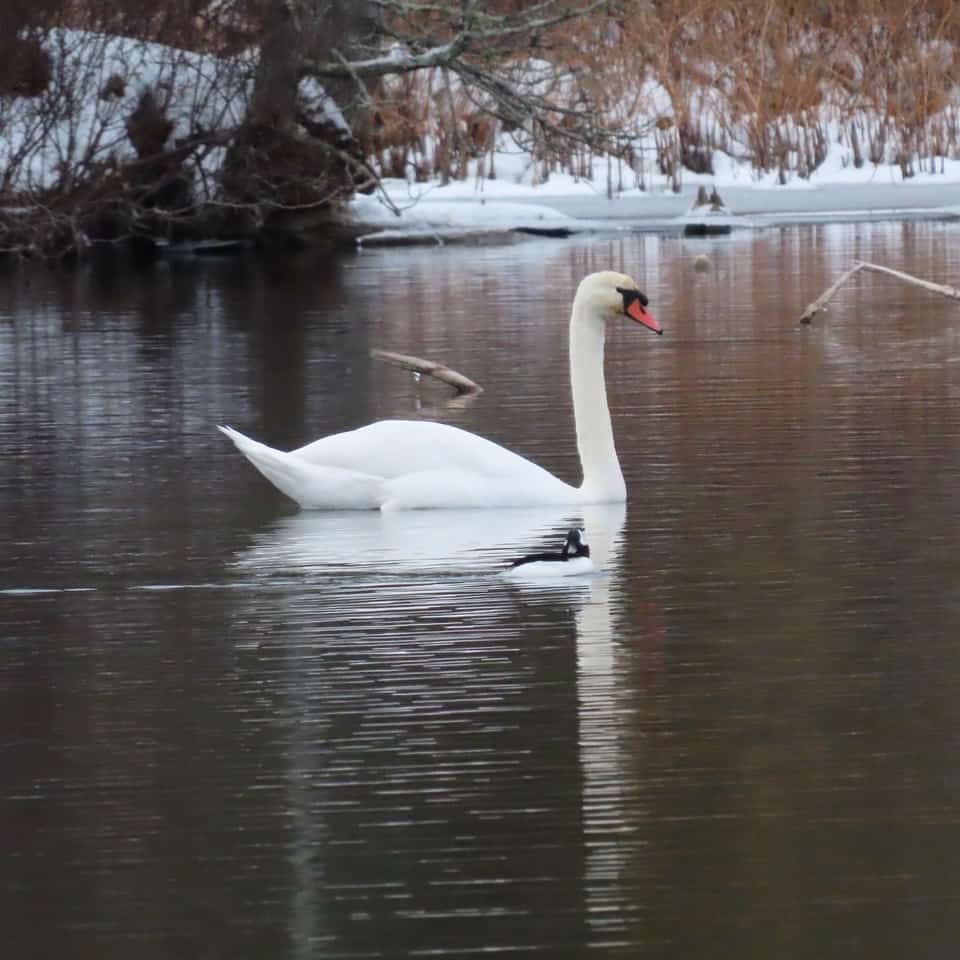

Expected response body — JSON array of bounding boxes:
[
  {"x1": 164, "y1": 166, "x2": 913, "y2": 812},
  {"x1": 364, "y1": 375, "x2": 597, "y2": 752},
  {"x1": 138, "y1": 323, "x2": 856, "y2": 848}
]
[{"x1": 218, "y1": 270, "x2": 661, "y2": 510}]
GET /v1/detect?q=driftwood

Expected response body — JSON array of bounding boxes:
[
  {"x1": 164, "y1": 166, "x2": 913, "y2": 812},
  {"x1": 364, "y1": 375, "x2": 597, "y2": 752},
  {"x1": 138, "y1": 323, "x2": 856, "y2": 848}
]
[
  {"x1": 800, "y1": 260, "x2": 960, "y2": 324},
  {"x1": 371, "y1": 348, "x2": 483, "y2": 397},
  {"x1": 799, "y1": 262, "x2": 865, "y2": 323},
  {"x1": 855, "y1": 261, "x2": 960, "y2": 301}
]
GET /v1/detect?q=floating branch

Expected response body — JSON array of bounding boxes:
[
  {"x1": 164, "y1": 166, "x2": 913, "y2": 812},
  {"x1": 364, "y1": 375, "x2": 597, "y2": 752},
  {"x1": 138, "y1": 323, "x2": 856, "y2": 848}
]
[
  {"x1": 800, "y1": 260, "x2": 960, "y2": 325},
  {"x1": 799, "y1": 262, "x2": 865, "y2": 324},
  {"x1": 855, "y1": 261, "x2": 960, "y2": 302},
  {"x1": 371, "y1": 349, "x2": 483, "y2": 397}
]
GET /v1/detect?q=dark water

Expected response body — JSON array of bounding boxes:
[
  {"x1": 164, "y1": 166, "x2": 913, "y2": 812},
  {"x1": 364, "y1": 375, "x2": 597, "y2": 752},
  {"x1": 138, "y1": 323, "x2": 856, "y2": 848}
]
[{"x1": 3, "y1": 222, "x2": 960, "y2": 959}]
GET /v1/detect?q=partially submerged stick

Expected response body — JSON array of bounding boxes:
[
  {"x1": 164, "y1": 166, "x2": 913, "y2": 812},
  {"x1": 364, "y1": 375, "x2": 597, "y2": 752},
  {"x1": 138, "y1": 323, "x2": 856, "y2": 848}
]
[
  {"x1": 800, "y1": 260, "x2": 960, "y2": 325},
  {"x1": 799, "y1": 262, "x2": 865, "y2": 324},
  {"x1": 371, "y1": 348, "x2": 483, "y2": 397},
  {"x1": 855, "y1": 261, "x2": 960, "y2": 301}
]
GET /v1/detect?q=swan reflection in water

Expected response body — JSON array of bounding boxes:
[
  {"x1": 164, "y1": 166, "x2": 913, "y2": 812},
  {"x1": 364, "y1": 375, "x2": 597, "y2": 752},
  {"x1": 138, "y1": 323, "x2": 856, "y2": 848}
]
[
  {"x1": 229, "y1": 502, "x2": 647, "y2": 952},
  {"x1": 231, "y1": 504, "x2": 618, "y2": 578}
]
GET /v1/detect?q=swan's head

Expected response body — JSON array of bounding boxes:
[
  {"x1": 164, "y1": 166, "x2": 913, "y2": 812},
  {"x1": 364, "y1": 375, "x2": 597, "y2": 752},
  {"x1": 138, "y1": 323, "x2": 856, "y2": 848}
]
[{"x1": 577, "y1": 271, "x2": 662, "y2": 335}]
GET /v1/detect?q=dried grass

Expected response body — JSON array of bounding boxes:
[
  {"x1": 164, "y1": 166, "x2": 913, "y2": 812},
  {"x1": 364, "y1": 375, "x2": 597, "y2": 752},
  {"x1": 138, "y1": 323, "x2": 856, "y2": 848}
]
[
  {"x1": 364, "y1": 0, "x2": 960, "y2": 190},
  {"x1": 3, "y1": 0, "x2": 960, "y2": 253}
]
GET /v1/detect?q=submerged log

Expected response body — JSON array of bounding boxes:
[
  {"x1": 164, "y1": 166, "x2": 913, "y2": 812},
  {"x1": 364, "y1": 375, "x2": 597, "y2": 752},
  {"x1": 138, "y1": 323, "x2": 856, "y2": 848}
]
[{"x1": 371, "y1": 349, "x2": 483, "y2": 397}]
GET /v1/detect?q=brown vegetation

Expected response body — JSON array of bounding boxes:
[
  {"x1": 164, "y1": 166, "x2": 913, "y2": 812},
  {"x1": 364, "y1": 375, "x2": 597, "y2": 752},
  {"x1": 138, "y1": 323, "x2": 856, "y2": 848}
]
[
  {"x1": 364, "y1": 0, "x2": 960, "y2": 190},
  {"x1": 1, "y1": 0, "x2": 959, "y2": 256}
]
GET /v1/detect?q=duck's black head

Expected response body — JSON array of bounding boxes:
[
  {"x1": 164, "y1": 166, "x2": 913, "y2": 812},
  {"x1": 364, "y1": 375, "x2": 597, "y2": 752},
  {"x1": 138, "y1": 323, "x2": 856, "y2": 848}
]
[
  {"x1": 508, "y1": 528, "x2": 591, "y2": 568},
  {"x1": 561, "y1": 528, "x2": 590, "y2": 560}
]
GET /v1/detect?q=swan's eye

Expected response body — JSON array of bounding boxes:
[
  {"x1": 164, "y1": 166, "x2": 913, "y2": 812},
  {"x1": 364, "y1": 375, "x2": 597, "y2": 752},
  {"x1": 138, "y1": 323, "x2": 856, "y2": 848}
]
[{"x1": 616, "y1": 286, "x2": 647, "y2": 309}]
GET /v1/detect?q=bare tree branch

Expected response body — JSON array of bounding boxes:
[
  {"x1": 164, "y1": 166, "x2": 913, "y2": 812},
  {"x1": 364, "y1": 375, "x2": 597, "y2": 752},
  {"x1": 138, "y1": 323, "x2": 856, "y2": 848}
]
[
  {"x1": 799, "y1": 263, "x2": 866, "y2": 324},
  {"x1": 856, "y1": 261, "x2": 960, "y2": 301},
  {"x1": 304, "y1": 35, "x2": 470, "y2": 80},
  {"x1": 800, "y1": 260, "x2": 960, "y2": 325}
]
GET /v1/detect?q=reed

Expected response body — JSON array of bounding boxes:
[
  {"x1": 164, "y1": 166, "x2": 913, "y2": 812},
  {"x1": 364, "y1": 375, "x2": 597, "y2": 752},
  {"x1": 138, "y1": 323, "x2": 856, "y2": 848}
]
[
  {"x1": 3, "y1": 0, "x2": 960, "y2": 256},
  {"x1": 363, "y1": 0, "x2": 960, "y2": 189}
]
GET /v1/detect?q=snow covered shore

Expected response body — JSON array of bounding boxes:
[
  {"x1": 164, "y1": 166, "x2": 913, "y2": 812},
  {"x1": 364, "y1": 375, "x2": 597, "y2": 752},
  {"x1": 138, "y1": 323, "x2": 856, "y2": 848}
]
[
  {"x1": 5, "y1": 29, "x2": 960, "y2": 254},
  {"x1": 349, "y1": 147, "x2": 960, "y2": 245}
]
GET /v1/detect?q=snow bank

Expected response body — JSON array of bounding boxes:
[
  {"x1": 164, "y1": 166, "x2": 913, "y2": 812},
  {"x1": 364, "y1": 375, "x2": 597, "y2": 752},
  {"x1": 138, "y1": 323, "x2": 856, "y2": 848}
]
[
  {"x1": 0, "y1": 30, "x2": 251, "y2": 194},
  {"x1": 4, "y1": 29, "x2": 960, "y2": 245},
  {"x1": 348, "y1": 137, "x2": 960, "y2": 242}
]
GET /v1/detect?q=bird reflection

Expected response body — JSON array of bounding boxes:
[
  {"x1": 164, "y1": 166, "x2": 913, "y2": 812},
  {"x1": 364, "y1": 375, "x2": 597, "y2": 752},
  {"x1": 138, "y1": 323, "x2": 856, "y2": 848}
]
[
  {"x1": 231, "y1": 505, "x2": 601, "y2": 577},
  {"x1": 229, "y1": 501, "x2": 640, "y2": 955}
]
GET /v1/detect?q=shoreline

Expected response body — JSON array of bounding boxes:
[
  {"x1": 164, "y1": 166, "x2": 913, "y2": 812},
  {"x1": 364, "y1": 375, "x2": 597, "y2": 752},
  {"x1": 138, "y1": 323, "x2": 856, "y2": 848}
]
[
  {"x1": 349, "y1": 180, "x2": 960, "y2": 248},
  {"x1": 6, "y1": 179, "x2": 956, "y2": 261}
]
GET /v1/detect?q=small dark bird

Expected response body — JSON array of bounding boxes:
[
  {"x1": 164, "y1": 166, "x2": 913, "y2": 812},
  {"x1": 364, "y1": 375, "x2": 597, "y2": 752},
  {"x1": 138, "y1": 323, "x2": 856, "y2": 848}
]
[{"x1": 504, "y1": 529, "x2": 593, "y2": 578}]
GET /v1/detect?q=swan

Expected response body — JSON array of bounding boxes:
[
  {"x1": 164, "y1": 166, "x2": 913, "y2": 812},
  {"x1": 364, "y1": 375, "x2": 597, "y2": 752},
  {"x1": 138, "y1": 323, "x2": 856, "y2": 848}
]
[
  {"x1": 502, "y1": 528, "x2": 593, "y2": 578},
  {"x1": 218, "y1": 270, "x2": 661, "y2": 510}
]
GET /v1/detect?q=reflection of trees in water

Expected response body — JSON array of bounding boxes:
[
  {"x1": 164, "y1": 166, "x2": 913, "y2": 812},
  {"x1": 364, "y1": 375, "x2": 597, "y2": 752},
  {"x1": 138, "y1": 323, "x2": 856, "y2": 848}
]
[
  {"x1": 2, "y1": 581, "x2": 298, "y2": 958},
  {"x1": 618, "y1": 450, "x2": 960, "y2": 956}
]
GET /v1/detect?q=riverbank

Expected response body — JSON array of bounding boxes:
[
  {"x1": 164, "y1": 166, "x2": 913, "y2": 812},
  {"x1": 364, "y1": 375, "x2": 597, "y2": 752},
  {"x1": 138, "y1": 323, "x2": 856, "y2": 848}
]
[
  {"x1": 349, "y1": 156, "x2": 960, "y2": 247},
  {"x1": 8, "y1": 136, "x2": 960, "y2": 259},
  {"x1": 6, "y1": 6, "x2": 960, "y2": 259}
]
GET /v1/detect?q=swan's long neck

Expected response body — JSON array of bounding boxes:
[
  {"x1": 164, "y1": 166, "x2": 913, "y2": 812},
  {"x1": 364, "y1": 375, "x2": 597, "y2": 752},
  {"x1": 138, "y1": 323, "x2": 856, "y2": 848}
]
[{"x1": 570, "y1": 294, "x2": 626, "y2": 502}]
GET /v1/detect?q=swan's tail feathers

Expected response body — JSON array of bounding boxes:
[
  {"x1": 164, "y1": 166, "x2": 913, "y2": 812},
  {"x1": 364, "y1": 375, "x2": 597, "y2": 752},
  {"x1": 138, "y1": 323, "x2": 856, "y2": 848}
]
[{"x1": 217, "y1": 425, "x2": 384, "y2": 510}]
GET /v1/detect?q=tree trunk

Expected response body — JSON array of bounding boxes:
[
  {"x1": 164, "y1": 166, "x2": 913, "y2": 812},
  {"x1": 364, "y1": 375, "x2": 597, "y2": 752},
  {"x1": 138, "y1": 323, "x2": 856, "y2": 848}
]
[
  {"x1": 313, "y1": 0, "x2": 380, "y2": 140},
  {"x1": 248, "y1": 0, "x2": 307, "y2": 133},
  {"x1": 223, "y1": 0, "x2": 379, "y2": 226}
]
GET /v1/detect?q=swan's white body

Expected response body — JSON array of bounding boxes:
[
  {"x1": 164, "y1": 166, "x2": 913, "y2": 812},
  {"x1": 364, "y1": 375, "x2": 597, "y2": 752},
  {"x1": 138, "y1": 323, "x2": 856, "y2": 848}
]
[{"x1": 219, "y1": 271, "x2": 660, "y2": 511}]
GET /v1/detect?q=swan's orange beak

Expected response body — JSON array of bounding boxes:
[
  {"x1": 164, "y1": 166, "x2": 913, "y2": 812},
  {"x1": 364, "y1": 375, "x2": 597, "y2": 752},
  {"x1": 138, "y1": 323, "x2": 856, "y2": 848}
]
[{"x1": 627, "y1": 298, "x2": 662, "y2": 334}]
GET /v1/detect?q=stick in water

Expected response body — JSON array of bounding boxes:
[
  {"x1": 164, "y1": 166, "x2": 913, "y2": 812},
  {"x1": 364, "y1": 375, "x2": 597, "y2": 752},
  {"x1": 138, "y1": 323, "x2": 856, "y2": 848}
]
[
  {"x1": 799, "y1": 262, "x2": 865, "y2": 324},
  {"x1": 800, "y1": 260, "x2": 960, "y2": 325},
  {"x1": 371, "y1": 349, "x2": 483, "y2": 397},
  {"x1": 854, "y1": 261, "x2": 960, "y2": 301}
]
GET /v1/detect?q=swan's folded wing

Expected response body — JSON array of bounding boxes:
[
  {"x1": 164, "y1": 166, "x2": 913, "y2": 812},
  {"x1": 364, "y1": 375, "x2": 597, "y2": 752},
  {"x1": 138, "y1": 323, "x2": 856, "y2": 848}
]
[
  {"x1": 218, "y1": 425, "x2": 384, "y2": 509},
  {"x1": 381, "y1": 468, "x2": 576, "y2": 511},
  {"x1": 291, "y1": 420, "x2": 552, "y2": 481}
]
